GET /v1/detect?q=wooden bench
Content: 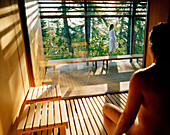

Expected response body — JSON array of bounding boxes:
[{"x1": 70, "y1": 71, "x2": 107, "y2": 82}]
[
  {"x1": 17, "y1": 85, "x2": 68, "y2": 135},
  {"x1": 26, "y1": 84, "x2": 61, "y2": 104},
  {"x1": 47, "y1": 54, "x2": 143, "y2": 71}
]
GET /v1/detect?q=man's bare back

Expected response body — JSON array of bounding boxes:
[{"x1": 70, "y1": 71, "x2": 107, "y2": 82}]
[{"x1": 129, "y1": 63, "x2": 170, "y2": 134}]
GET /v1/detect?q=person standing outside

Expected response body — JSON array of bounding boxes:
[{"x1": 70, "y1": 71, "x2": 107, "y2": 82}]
[{"x1": 109, "y1": 24, "x2": 117, "y2": 56}]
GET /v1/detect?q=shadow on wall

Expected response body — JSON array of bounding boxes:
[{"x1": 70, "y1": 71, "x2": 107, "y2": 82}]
[{"x1": 0, "y1": 0, "x2": 29, "y2": 134}]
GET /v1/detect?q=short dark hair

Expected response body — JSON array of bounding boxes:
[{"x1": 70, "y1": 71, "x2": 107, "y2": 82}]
[{"x1": 149, "y1": 23, "x2": 170, "y2": 61}]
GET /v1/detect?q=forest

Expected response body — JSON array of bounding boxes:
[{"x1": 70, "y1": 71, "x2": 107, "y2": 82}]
[{"x1": 40, "y1": 1, "x2": 146, "y2": 60}]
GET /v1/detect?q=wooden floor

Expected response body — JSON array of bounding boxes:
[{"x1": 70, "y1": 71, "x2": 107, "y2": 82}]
[{"x1": 64, "y1": 93, "x2": 128, "y2": 135}]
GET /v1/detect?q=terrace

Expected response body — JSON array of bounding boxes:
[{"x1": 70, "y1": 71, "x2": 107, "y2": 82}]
[{"x1": 44, "y1": 60, "x2": 142, "y2": 97}]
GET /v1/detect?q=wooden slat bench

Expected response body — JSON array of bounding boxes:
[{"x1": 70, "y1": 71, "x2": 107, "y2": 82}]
[
  {"x1": 17, "y1": 100, "x2": 68, "y2": 135},
  {"x1": 47, "y1": 54, "x2": 143, "y2": 71},
  {"x1": 17, "y1": 84, "x2": 68, "y2": 135},
  {"x1": 26, "y1": 84, "x2": 61, "y2": 104}
]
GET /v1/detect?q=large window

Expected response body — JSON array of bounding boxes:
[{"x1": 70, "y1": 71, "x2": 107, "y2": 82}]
[{"x1": 39, "y1": 1, "x2": 147, "y2": 60}]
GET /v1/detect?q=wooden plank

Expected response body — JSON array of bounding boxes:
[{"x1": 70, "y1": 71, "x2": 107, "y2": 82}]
[
  {"x1": 42, "y1": 85, "x2": 47, "y2": 98},
  {"x1": 74, "y1": 99, "x2": 89, "y2": 135},
  {"x1": 54, "y1": 128, "x2": 59, "y2": 135},
  {"x1": 107, "y1": 94, "x2": 120, "y2": 107},
  {"x1": 90, "y1": 97, "x2": 107, "y2": 134},
  {"x1": 86, "y1": 98, "x2": 107, "y2": 135},
  {"x1": 39, "y1": 6, "x2": 132, "y2": 9},
  {"x1": 33, "y1": 103, "x2": 42, "y2": 129},
  {"x1": 123, "y1": 93, "x2": 128, "y2": 99},
  {"x1": 38, "y1": 1, "x2": 135, "y2": 4},
  {"x1": 93, "y1": 97, "x2": 103, "y2": 113},
  {"x1": 115, "y1": 94, "x2": 126, "y2": 106},
  {"x1": 78, "y1": 99, "x2": 95, "y2": 135},
  {"x1": 118, "y1": 94, "x2": 127, "y2": 103},
  {"x1": 82, "y1": 98, "x2": 100, "y2": 135},
  {"x1": 48, "y1": 102, "x2": 54, "y2": 126},
  {"x1": 60, "y1": 100, "x2": 68, "y2": 125},
  {"x1": 66, "y1": 100, "x2": 77, "y2": 135},
  {"x1": 99, "y1": 95, "x2": 106, "y2": 103},
  {"x1": 56, "y1": 84, "x2": 61, "y2": 98},
  {"x1": 111, "y1": 94, "x2": 125, "y2": 109},
  {"x1": 48, "y1": 129, "x2": 53, "y2": 135},
  {"x1": 37, "y1": 86, "x2": 43, "y2": 99},
  {"x1": 60, "y1": 127, "x2": 66, "y2": 135},
  {"x1": 32, "y1": 87, "x2": 38, "y2": 100},
  {"x1": 66, "y1": 127, "x2": 71, "y2": 135},
  {"x1": 40, "y1": 14, "x2": 147, "y2": 19},
  {"x1": 54, "y1": 101, "x2": 61, "y2": 125},
  {"x1": 70, "y1": 99, "x2": 82, "y2": 135},
  {"x1": 25, "y1": 104, "x2": 35, "y2": 130},
  {"x1": 41, "y1": 102, "x2": 47, "y2": 127},
  {"x1": 26, "y1": 87, "x2": 34, "y2": 101},
  {"x1": 89, "y1": 97, "x2": 103, "y2": 117},
  {"x1": 40, "y1": 10, "x2": 139, "y2": 13},
  {"x1": 102, "y1": 95, "x2": 112, "y2": 104},
  {"x1": 96, "y1": 96, "x2": 105, "y2": 106},
  {"x1": 42, "y1": 130, "x2": 47, "y2": 135},
  {"x1": 17, "y1": 105, "x2": 30, "y2": 131}
]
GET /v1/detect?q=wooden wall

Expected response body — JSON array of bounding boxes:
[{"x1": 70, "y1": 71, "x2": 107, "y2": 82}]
[
  {"x1": 24, "y1": 0, "x2": 45, "y2": 86},
  {"x1": 0, "y1": 0, "x2": 29, "y2": 134},
  {"x1": 144, "y1": 0, "x2": 170, "y2": 67}
]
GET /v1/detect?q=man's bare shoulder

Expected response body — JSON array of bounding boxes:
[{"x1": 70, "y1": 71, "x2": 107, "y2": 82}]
[
  {"x1": 130, "y1": 64, "x2": 156, "y2": 89},
  {"x1": 133, "y1": 63, "x2": 156, "y2": 78}
]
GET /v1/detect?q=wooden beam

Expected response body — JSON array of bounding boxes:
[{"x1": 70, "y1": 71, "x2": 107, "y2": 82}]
[
  {"x1": 130, "y1": 2, "x2": 136, "y2": 55},
  {"x1": 39, "y1": 6, "x2": 132, "y2": 8},
  {"x1": 38, "y1": 1, "x2": 133, "y2": 5},
  {"x1": 84, "y1": 1, "x2": 89, "y2": 58},
  {"x1": 40, "y1": 14, "x2": 146, "y2": 18},
  {"x1": 38, "y1": 0, "x2": 147, "y2": 2},
  {"x1": 40, "y1": 10, "x2": 146, "y2": 13}
]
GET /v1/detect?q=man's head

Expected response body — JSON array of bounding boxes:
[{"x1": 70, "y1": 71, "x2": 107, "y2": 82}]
[{"x1": 149, "y1": 23, "x2": 170, "y2": 62}]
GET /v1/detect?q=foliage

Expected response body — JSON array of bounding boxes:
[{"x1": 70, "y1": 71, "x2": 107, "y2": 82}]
[{"x1": 41, "y1": 3, "x2": 146, "y2": 60}]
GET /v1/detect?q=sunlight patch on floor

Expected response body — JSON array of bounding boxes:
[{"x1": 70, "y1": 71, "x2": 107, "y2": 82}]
[
  {"x1": 119, "y1": 81, "x2": 129, "y2": 91},
  {"x1": 133, "y1": 62, "x2": 141, "y2": 69},
  {"x1": 117, "y1": 61, "x2": 135, "y2": 73},
  {"x1": 71, "y1": 84, "x2": 108, "y2": 96}
]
